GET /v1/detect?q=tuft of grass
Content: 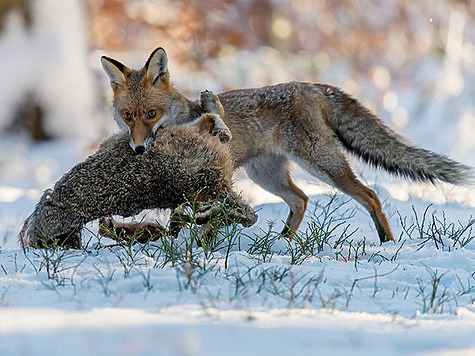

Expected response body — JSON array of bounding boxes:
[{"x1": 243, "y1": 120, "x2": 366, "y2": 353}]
[
  {"x1": 92, "y1": 263, "x2": 115, "y2": 297},
  {"x1": 135, "y1": 267, "x2": 154, "y2": 294},
  {"x1": 398, "y1": 205, "x2": 474, "y2": 250},
  {"x1": 20, "y1": 191, "x2": 475, "y2": 317},
  {"x1": 245, "y1": 194, "x2": 364, "y2": 267},
  {"x1": 455, "y1": 275, "x2": 475, "y2": 302},
  {"x1": 33, "y1": 247, "x2": 75, "y2": 284},
  {"x1": 416, "y1": 266, "x2": 453, "y2": 314},
  {"x1": 349, "y1": 265, "x2": 400, "y2": 307},
  {"x1": 246, "y1": 221, "x2": 280, "y2": 263}
]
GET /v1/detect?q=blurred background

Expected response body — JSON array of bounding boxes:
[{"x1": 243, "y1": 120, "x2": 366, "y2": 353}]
[{"x1": 0, "y1": 0, "x2": 474, "y2": 215}]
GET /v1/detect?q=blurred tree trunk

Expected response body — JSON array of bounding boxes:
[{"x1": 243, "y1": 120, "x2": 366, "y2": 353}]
[
  {"x1": 0, "y1": 0, "x2": 31, "y2": 30},
  {"x1": 9, "y1": 93, "x2": 51, "y2": 141},
  {"x1": 0, "y1": 0, "x2": 51, "y2": 141}
]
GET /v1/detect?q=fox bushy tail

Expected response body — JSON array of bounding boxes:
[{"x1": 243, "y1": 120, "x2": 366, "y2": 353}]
[{"x1": 323, "y1": 85, "x2": 472, "y2": 185}]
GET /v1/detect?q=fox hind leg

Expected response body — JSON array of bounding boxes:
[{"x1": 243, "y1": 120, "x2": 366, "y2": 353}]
[
  {"x1": 244, "y1": 152, "x2": 308, "y2": 238},
  {"x1": 293, "y1": 148, "x2": 395, "y2": 243},
  {"x1": 333, "y1": 168, "x2": 395, "y2": 243}
]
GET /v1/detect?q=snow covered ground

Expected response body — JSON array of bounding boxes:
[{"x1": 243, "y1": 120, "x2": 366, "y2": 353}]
[
  {"x1": 0, "y1": 3, "x2": 474, "y2": 354},
  {"x1": 0, "y1": 134, "x2": 474, "y2": 356}
]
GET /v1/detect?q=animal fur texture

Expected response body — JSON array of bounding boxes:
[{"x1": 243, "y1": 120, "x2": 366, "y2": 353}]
[
  {"x1": 101, "y1": 48, "x2": 473, "y2": 243},
  {"x1": 20, "y1": 123, "x2": 257, "y2": 249}
]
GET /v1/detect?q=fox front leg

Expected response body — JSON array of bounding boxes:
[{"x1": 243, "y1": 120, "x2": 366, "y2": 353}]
[{"x1": 199, "y1": 90, "x2": 232, "y2": 143}]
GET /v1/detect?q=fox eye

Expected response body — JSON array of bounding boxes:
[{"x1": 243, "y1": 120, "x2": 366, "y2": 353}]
[
  {"x1": 147, "y1": 109, "x2": 156, "y2": 119},
  {"x1": 124, "y1": 112, "x2": 133, "y2": 122}
]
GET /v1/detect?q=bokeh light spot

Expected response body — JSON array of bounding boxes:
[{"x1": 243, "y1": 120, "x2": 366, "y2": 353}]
[
  {"x1": 383, "y1": 91, "x2": 398, "y2": 113},
  {"x1": 272, "y1": 17, "x2": 292, "y2": 39}
]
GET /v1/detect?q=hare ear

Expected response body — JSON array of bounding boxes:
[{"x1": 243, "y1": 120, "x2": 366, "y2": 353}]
[
  {"x1": 144, "y1": 47, "x2": 169, "y2": 85},
  {"x1": 101, "y1": 56, "x2": 129, "y2": 88}
]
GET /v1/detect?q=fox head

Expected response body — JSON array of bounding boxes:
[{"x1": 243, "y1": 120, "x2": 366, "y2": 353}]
[{"x1": 101, "y1": 48, "x2": 182, "y2": 154}]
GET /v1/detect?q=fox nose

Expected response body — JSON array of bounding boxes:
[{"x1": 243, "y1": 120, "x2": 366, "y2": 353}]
[{"x1": 135, "y1": 146, "x2": 145, "y2": 154}]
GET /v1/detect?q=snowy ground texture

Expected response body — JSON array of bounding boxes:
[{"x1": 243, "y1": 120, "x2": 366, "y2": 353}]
[
  {"x1": 0, "y1": 1, "x2": 474, "y2": 354},
  {"x1": 0, "y1": 136, "x2": 474, "y2": 356}
]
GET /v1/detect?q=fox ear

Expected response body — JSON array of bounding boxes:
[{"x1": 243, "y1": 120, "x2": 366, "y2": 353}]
[
  {"x1": 144, "y1": 47, "x2": 169, "y2": 85},
  {"x1": 101, "y1": 56, "x2": 128, "y2": 88}
]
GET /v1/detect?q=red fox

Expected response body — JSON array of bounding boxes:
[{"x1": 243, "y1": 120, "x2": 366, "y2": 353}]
[{"x1": 101, "y1": 47, "x2": 472, "y2": 243}]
